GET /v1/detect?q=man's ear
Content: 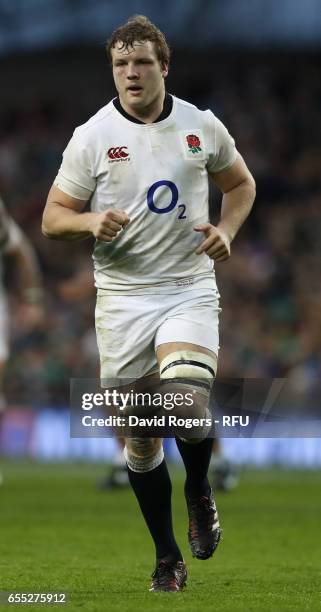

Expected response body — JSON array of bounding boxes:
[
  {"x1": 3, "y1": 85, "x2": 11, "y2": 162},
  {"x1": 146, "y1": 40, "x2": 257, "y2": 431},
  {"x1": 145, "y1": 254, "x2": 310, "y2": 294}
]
[{"x1": 161, "y1": 62, "x2": 169, "y2": 78}]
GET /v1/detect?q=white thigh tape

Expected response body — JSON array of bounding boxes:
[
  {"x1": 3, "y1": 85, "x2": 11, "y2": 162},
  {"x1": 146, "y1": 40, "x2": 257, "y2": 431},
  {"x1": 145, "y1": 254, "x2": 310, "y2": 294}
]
[{"x1": 160, "y1": 350, "x2": 217, "y2": 380}]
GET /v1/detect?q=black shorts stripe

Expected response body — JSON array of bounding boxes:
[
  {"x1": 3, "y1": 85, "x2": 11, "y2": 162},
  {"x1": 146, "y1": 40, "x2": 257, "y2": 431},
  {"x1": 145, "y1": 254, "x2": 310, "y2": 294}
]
[{"x1": 160, "y1": 359, "x2": 215, "y2": 378}]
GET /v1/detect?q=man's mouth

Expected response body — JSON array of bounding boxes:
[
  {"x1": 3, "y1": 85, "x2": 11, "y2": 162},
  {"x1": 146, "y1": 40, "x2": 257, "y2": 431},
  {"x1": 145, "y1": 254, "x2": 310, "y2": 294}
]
[{"x1": 127, "y1": 85, "x2": 143, "y2": 94}]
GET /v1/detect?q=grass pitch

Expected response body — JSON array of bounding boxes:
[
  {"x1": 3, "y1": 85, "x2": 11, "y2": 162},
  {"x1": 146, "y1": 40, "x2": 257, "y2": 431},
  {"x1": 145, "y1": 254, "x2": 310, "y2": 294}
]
[{"x1": 0, "y1": 461, "x2": 320, "y2": 611}]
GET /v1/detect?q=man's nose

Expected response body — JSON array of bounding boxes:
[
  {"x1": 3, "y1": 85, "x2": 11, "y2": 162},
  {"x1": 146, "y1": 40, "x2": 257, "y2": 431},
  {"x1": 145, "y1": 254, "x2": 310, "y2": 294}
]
[{"x1": 127, "y1": 64, "x2": 139, "y2": 79}]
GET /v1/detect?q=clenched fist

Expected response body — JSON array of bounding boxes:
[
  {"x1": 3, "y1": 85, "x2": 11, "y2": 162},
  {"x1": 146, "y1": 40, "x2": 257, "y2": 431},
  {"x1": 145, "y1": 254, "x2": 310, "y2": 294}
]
[
  {"x1": 90, "y1": 209, "x2": 130, "y2": 242},
  {"x1": 194, "y1": 224, "x2": 231, "y2": 261}
]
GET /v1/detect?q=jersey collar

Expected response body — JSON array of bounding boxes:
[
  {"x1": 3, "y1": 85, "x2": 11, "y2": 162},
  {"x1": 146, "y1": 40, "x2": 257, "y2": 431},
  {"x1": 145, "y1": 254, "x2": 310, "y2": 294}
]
[{"x1": 113, "y1": 93, "x2": 173, "y2": 125}]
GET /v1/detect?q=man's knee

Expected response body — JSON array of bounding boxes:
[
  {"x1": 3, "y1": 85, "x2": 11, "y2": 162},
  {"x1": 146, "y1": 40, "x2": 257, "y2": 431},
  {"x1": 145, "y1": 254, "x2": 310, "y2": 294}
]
[
  {"x1": 159, "y1": 349, "x2": 217, "y2": 442},
  {"x1": 124, "y1": 437, "x2": 163, "y2": 473}
]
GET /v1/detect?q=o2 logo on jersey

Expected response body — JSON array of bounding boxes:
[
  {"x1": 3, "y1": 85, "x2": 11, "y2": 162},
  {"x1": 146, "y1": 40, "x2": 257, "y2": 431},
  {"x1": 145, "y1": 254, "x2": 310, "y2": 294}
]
[{"x1": 147, "y1": 180, "x2": 186, "y2": 219}]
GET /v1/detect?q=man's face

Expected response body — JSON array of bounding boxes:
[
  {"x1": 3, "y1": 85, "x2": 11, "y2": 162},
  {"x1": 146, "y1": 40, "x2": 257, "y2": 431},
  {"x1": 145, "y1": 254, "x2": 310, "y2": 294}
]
[{"x1": 111, "y1": 40, "x2": 168, "y2": 113}]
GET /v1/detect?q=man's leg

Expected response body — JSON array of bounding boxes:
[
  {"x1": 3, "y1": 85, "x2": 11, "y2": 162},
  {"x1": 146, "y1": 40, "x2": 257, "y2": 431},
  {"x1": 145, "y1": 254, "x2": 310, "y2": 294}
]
[
  {"x1": 157, "y1": 341, "x2": 216, "y2": 498},
  {"x1": 99, "y1": 437, "x2": 129, "y2": 490},
  {"x1": 95, "y1": 293, "x2": 188, "y2": 590},
  {"x1": 156, "y1": 342, "x2": 221, "y2": 560},
  {"x1": 125, "y1": 436, "x2": 187, "y2": 592},
  {"x1": 125, "y1": 436, "x2": 182, "y2": 562},
  {"x1": 211, "y1": 437, "x2": 239, "y2": 492},
  {"x1": 0, "y1": 360, "x2": 7, "y2": 486},
  {"x1": 175, "y1": 436, "x2": 213, "y2": 498}
]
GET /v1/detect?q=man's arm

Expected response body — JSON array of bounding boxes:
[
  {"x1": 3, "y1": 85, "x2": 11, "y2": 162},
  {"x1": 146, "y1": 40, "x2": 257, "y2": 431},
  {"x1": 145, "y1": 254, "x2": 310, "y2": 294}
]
[
  {"x1": 195, "y1": 154, "x2": 256, "y2": 261},
  {"x1": 7, "y1": 230, "x2": 43, "y2": 302},
  {"x1": 5, "y1": 219, "x2": 45, "y2": 326},
  {"x1": 1, "y1": 197, "x2": 43, "y2": 302},
  {"x1": 42, "y1": 185, "x2": 129, "y2": 241}
]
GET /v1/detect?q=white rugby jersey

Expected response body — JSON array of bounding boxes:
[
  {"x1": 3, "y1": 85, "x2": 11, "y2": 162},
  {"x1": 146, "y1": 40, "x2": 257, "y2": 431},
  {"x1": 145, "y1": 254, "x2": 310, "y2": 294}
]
[{"x1": 55, "y1": 95, "x2": 237, "y2": 294}]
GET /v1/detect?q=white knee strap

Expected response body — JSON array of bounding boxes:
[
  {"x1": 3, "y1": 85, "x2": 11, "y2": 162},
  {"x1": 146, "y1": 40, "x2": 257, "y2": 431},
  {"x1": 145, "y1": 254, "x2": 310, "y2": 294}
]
[{"x1": 124, "y1": 440, "x2": 164, "y2": 473}]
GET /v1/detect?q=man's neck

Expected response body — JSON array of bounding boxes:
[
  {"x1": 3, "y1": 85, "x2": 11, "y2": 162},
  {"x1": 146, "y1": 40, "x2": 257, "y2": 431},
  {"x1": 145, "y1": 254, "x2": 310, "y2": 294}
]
[
  {"x1": 113, "y1": 93, "x2": 173, "y2": 125},
  {"x1": 118, "y1": 91, "x2": 166, "y2": 124}
]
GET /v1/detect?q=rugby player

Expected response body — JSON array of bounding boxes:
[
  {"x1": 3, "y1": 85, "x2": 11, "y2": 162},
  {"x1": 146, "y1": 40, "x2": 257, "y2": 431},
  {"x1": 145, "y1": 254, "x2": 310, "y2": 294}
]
[
  {"x1": 42, "y1": 15, "x2": 255, "y2": 592},
  {"x1": 0, "y1": 197, "x2": 44, "y2": 481}
]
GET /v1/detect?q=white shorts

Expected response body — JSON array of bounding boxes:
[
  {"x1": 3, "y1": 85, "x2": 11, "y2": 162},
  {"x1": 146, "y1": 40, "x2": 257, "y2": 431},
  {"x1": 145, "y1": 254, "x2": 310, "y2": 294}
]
[{"x1": 95, "y1": 288, "x2": 221, "y2": 379}]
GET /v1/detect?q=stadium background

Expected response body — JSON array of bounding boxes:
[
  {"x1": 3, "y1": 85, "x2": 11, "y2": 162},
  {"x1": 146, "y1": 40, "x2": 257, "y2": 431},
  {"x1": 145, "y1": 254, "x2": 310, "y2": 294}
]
[
  {"x1": 1, "y1": 3, "x2": 321, "y2": 610},
  {"x1": 1, "y1": 0, "x2": 320, "y2": 465}
]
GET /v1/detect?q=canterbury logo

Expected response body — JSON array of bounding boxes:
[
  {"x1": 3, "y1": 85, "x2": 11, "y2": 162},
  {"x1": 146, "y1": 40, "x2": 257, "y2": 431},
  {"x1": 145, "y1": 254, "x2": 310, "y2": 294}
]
[{"x1": 107, "y1": 146, "x2": 129, "y2": 159}]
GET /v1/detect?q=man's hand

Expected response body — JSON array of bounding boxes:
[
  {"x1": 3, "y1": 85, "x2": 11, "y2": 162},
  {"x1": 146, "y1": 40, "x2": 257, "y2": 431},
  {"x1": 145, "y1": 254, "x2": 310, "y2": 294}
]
[
  {"x1": 194, "y1": 224, "x2": 231, "y2": 262},
  {"x1": 90, "y1": 209, "x2": 130, "y2": 242},
  {"x1": 43, "y1": 186, "x2": 131, "y2": 242}
]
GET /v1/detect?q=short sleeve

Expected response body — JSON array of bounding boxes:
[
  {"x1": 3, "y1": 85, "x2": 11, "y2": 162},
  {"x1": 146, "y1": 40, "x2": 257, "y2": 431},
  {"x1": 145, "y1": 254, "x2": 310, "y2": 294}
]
[
  {"x1": 206, "y1": 114, "x2": 237, "y2": 174},
  {"x1": 54, "y1": 129, "x2": 96, "y2": 200}
]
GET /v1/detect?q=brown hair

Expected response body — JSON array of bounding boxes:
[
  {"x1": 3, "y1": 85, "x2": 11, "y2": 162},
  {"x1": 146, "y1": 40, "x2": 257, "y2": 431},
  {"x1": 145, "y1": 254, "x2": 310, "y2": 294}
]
[{"x1": 106, "y1": 15, "x2": 170, "y2": 66}]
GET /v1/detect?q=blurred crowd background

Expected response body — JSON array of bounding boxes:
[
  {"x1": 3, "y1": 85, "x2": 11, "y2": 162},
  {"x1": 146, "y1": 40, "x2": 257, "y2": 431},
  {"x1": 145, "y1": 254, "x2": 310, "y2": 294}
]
[{"x1": 0, "y1": 1, "x2": 320, "y2": 424}]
